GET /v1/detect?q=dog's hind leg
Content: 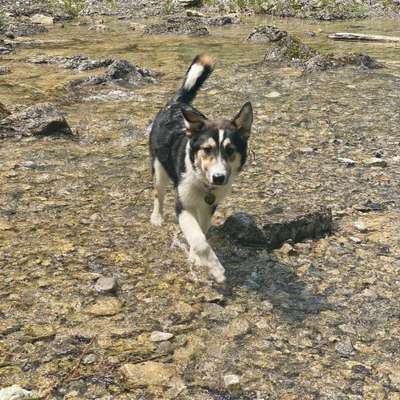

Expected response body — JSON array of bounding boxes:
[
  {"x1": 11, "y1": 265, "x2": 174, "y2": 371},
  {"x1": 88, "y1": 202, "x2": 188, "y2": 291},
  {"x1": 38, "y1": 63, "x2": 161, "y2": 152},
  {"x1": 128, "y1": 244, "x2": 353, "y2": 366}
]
[
  {"x1": 178, "y1": 209, "x2": 226, "y2": 283},
  {"x1": 150, "y1": 158, "x2": 169, "y2": 226}
]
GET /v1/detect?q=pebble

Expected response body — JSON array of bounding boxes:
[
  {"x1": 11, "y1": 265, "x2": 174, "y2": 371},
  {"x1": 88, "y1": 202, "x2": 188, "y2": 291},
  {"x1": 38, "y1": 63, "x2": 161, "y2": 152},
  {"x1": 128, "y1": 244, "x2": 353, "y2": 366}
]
[
  {"x1": 94, "y1": 276, "x2": 118, "y2": 294},
  {"x1": 365, "y1": 157, "x2": 387, "y2": 167},
  {"x1": 225, "y1": 318, "x2": 250, "y2": 338},
  {"x1": 150, "y1": 331, "x2": 174, "y2": 342},
  {"x1": 338, "y1": 157, "x2": 356, "y2": 166},
  {"x1": 224, "y1": 374, "x2": 240, "y2": 388},
  {"x1": 82, "y1": 353, "x2": 96, "y2": 365},
  {"x1": 354, "y1": 220, "x2": 368, "y2": 233},
  {"x1": 0, "y1": 385, "x2": 38, "y2": 400},
  {"x1": 120, "y1": 361, "x2": 179, "y2": 387},
  {"x1": 85, "y1": 298, "x2": 122, "y2": 316},
  {"x1": 266, "y1": 91, "x2": 281, "y2": 98},
  {"x1": 335, "y1": 338, "x2": 355, "y2": 357}
]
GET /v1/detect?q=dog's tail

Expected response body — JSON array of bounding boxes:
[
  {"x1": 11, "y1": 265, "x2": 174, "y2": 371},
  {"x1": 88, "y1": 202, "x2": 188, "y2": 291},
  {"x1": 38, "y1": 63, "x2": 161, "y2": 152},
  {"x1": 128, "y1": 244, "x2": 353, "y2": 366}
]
[{"x1": 175, "y1": 54, "x2": 214, "y2": 104}]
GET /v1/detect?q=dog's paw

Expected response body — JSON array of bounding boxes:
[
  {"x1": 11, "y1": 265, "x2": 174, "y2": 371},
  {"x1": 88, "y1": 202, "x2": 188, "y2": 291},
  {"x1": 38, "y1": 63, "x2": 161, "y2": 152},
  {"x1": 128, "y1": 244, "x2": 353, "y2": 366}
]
[
  {"x1": 208, "y1": 261, "x2": 226, "y2": 284},
  {"x1": 150, "y1": 212, "x2": 164, "y2": 226}
]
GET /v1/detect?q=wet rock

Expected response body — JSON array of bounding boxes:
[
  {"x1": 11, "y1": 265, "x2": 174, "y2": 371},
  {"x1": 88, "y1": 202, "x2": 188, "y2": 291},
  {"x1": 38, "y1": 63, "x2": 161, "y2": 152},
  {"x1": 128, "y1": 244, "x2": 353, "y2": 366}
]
[
  {"x1": 30, "y1": 14, "x2": 54, "y2": 25},
  {"x1": 224, "y1": 374, "x2": 240, "y2": 389},
  {"x1": 221, "y1": 212, "x2": 266, "y2": 246},
  {"x1": 220, "y1": 207, "x2": 333, "y2": 250},
  {"x1": 82, "y1": 353, "x2": 96, "y2": 365},
  {"x1": 150, "y1": 331, "x2": 174, "y2": 342},
  {"x1": 0, "y1": 66, "x2": 11, "y2": 75},
  {"x1": 338, "y1": 157, "x2": 356, "y2": 166},
  {"x1": 0, "y1": 103, "x2": 73, "y2": 139},
  {"x1": 0, "y1": 40, "x2": 14, "y2": 55},
  {"x1": 85, "y1": 298, "x2": 122, "y2": 316},
  {"x1": 225, "y1": 318, "x2": 250, "y2": 338},
  {"x1": 247, "y1": 25, "x2": 288, "y2": 42},
  {"x1": 143, "y1": 17, "x2": 210, "y2": 36},
  {"x1": 0, "y1": 102, "x2": 11, "y2": 120},
  {"x1": 4, "y1": 22, "x2": 48, "y2": 37},
  {"x1": 365, "y1": 157, "x2": 387, "y2": 167},
  {"x1": 94, "y1": 276, "x2": 118, "y2": 294},
  {"x1": 258, "y1": 25, "x2": 383, "y2": 73},
  {"x1": 69, "y1": 59, "x2": 159, "y2": 92},
  {"x1": 120, "y1": 361, "x2": 180, "y2": 387},
  {"x1": 29, "y1": 55, "x2": 114, "y2": 71},
  {"x1": 0, "y1": 385, "x2": 39, "y2": 400},
  {"x1": 24, "y1": 324, "x2": 56, "y2": 342},
  {"x1": 335, "y1": 338, "x2": 355, "y2": 357}
]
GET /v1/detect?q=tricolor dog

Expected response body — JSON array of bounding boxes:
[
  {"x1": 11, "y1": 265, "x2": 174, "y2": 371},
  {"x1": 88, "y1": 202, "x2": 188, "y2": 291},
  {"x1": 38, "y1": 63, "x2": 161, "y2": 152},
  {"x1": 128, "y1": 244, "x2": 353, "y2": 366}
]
[{"x1": 149, "y1": 54, "x2": 253, "y2": 283}]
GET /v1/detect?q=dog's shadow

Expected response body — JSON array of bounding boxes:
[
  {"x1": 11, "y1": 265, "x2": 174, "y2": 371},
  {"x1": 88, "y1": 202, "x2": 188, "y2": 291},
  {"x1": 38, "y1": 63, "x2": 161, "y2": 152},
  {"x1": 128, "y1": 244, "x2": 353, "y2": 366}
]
[{"x1": 208, "y1": 231, "x2": 331, "y2": 323}]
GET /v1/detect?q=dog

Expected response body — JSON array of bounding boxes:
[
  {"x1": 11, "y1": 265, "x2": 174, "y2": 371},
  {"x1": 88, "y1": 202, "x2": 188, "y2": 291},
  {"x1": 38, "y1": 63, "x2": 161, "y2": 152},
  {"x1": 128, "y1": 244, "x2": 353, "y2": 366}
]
[{"x1": 149, "y1": 54, "x2": 253, "y2": 283}]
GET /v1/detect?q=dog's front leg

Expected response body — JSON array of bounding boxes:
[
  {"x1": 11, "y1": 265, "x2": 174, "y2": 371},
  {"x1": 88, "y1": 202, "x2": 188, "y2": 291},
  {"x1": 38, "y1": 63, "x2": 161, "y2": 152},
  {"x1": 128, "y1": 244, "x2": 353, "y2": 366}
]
[{"x1": 178, "y1": 210, "x2": 225, "y2": 283}]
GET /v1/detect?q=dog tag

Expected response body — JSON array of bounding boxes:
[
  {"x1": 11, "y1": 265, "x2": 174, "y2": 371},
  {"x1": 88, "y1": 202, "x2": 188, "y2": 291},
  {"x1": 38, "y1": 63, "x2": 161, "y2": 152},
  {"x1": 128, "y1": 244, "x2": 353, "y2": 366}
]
[{"x1": 204, "y1": 193, "x2": 216, "y2": 205}]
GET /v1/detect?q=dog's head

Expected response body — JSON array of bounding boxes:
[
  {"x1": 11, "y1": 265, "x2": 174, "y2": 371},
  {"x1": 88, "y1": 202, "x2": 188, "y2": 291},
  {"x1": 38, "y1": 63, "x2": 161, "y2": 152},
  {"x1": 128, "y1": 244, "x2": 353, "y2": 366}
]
[{"x1": 182, "y1": 102, "x2": 253, "y2": 187}]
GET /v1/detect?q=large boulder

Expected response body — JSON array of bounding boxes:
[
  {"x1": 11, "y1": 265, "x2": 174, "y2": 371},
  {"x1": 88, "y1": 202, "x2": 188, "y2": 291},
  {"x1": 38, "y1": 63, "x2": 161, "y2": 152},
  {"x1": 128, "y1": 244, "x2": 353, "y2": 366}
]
[{"x1": 0, "y1": 103, "x2": 73, "y2": 139}]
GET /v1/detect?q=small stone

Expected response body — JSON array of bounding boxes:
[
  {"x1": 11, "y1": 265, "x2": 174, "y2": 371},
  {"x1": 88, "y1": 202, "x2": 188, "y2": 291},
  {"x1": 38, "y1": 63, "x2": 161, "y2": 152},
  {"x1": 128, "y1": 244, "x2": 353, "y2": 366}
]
[
  {"x1": 0, "y1": 67, "x2": 11, "y2": 75},
  {"x1": 82, "y1": 354, "x2": 96, "y2": 365},
  {"x1": 30, "y1": 14, "x2": 54, "y2": 25},
  {"x1": 225, "y1": 318, "x2": 250, "y2": 338},
  {"x1": 186, "y1": 10, "x2": 205, "y2": 17},
  {"x1": 354, "y1": 221, "x2": 368, "y2": 233},
  {"x1": 365, "y1": 157, "x2": 387, "y2": 167},
  {"x1": 150, "y1": 331, "x2": 174, "y2": 342},
  {"x1": 338, "y1": 157, "x2": 356, "y2": 166},
  {"x1": 121, "y1": 361, "x2": 180, "y2": 387},
  {"x1": 94, "y1": 276, "x2": 118, "y2": 294},
  {"x1": 266, "y1": 91, "x2": 281, "y2": 98},
  {"x1": 86, "y1": 298, "x2": 122, "y2": 316},
  {"x1": 224, "y1": 374, "x2": 240, "y2": 388},
  {"x1": 261, "y1": 300, "x2": 274, "y2": 311},
  {"x1": 279, "y1": 243, "x2": 297, "y2": 256},
  {"x1": 335, "y1": 338, "x2": 355, "y2": 357},
  {"x1": 349, "y1": 236, "x2": 362, "y2": 244}
]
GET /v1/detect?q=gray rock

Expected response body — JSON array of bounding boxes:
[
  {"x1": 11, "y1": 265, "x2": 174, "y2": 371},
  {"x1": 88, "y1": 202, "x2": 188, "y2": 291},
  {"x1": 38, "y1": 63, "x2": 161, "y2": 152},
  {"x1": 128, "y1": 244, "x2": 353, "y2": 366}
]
[
  {"x1": 247, "y1": 25, "x2": 287, "y2": 42},
  {"x1": 82, "y1": 353, "x2": 96, "y2": 365},
  {"x1": 94, "y1": 276, "x2": 118, "y2": 294},
  {"x1": 224, "y1": 374, "x2": 240, "y2": 388},
  {"x1": 0, "y1": 103, "x2": 72, "y2": 139},
  {"x1": 29, "y1": 55, "x2": 114, "y2": 71},
  {"x1": 177, "y1": 0, "x2": 203, "y2": 7},
  {"x1": 150, "y1": 331, "x2": 174, "y2": 342},
  {"x1": 30, "y1": 14, "x2": 54, "y2": 25},
  {"x1": 143, "y1": 17, "x2": 210, "y2": 36},
  {"x1": 225, "y1": 318, "x2": 250, "y2": 338},
  {"x1": 338, "y1": 157, "x2": 356, "y2": 166},
  {"x1": 4, "y1": 22, "x2": 48, "y2": 37},
  {"x1": 335, "y1": 338, "x2": 355, "y2": 357},
  {"x1": 0, "y1": 66, "x2": 11, "y2": 75},
  {"x1": 220, "y1": 207, "x2": 333, "y2": 250},
  {"x1": 354, "y1": 221, "x2": 368, "y2": 233},
  {"x1": 365, "y1": 157, "x2": 387, "y2": 167},
  {"x1": 0, "y1": 40, "x2": 14, "y2": 55}
]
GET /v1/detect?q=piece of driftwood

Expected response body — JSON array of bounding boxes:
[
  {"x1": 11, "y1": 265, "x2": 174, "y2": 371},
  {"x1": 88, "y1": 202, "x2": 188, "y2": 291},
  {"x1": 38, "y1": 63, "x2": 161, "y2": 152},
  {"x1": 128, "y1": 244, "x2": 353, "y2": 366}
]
[{"x1": 328, "y1": 32, "x2": 400, "y2": 43}]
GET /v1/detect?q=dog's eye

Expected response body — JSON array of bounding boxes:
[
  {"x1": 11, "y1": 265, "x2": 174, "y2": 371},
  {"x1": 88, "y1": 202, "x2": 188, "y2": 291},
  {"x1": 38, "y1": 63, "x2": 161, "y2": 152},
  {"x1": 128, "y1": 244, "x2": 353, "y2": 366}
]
[
  {"x1": 202, "y1": 146, "x2": 213, "y2": 155},
  {"x1": 225, "y1": 146, "x2": 235, "y2": 157}
]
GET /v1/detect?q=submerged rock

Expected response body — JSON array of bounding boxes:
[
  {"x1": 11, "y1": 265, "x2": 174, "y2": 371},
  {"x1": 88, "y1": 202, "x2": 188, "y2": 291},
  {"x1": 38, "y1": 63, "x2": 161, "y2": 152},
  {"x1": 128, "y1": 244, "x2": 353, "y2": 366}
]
[
  {"x1": 219, "y1": 207, "x2": 333, "y2": 250},
  {"x1": 0, "y1": 103, "x2": 73, "y2": 139},
  {"x1": 121, "y1": 361, "x2": 180, "y2": 387},
  {"x1": 143, "y1": 16, "x2": 210, "y2": 36},
  {"x1": 0, "y1": 40, "x2": 14, "y2": 55},
  {"x1": 29, "y1": 55, "x2": 114, "y2": 71},
  {"x1": 4, "y1": 22, "x2": 48, "y2": 37},
  {"x1": 0, "y1": 66, "x2": 11, "y2": 75}
]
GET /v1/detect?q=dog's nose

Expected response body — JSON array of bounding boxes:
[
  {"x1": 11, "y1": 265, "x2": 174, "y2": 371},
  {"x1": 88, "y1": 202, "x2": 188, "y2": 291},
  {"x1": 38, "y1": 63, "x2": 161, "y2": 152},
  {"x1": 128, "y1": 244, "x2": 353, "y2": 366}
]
[{"x1": 212, "y1": 173, "x2": 226, "y2": 185}]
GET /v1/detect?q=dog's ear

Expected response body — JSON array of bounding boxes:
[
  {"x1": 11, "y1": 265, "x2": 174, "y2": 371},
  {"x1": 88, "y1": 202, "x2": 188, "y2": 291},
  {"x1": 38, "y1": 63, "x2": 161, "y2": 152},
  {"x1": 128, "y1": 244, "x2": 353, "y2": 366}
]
[
  {"x1": 232, "y1": 102, "x2": 253, "y2": 138},
  {"x1": 181, "y1": 108, "x2": 206, "y2": 137}
]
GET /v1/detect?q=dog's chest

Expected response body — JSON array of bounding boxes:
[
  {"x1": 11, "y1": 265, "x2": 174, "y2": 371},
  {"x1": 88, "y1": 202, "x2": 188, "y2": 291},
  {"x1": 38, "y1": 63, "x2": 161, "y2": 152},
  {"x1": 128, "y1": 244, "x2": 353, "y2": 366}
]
[{"x1": 178, "y1": 172, "x2": 231, "y2": 212}]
